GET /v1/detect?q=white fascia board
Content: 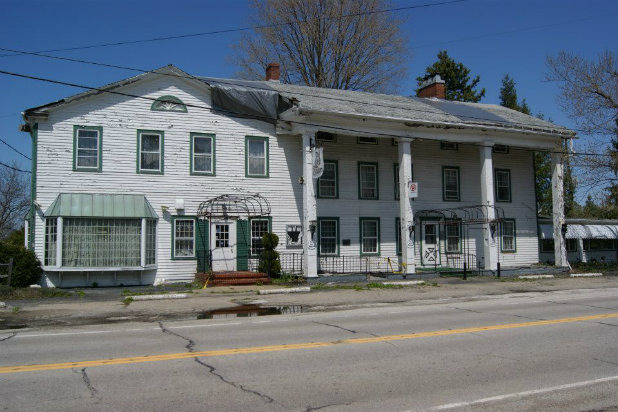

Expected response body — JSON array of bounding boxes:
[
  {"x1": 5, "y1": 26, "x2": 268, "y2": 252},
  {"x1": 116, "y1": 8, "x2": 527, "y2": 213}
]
[{"x1": 280, "y1": 110, "x2": 565, "y2": 150}]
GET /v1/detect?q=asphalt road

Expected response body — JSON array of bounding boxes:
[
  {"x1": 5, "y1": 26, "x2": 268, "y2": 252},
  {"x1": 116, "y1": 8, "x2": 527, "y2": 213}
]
[{"x1": 2, "y1": 287, "x2": 618, "y2": 412}]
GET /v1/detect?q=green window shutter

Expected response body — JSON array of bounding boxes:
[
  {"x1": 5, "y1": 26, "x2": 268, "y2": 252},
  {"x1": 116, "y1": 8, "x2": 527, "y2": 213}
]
[
  {"x1": 196, "y1": 219, "x2": 209, "y2": 272},
  {"x1": 237, "y1": 220, "x2": 249, "y2": 270}
]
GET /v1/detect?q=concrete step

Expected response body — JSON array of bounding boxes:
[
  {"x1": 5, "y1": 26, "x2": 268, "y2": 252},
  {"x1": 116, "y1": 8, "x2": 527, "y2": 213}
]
[{"x1": 209, "y1": 277, "x2": 272, "y2": 286}]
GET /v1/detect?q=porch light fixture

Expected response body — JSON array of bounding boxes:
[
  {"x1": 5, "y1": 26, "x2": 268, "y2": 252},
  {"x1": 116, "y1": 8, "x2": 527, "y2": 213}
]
[
  {"x1": 309, "y1": 220, "x2": 317, "y2": 240},
  {"x1": 161, "y1": 205, "x2": 169, "y2": 213}
]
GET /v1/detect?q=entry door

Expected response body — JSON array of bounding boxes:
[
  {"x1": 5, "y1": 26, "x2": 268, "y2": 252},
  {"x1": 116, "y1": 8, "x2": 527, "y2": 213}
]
[
  {"x1": 422, "y1": 222, "x2": 440, "y2": 266},
  {"x1": 211, "y1": 221, "x2": 237, "y2": 272}
]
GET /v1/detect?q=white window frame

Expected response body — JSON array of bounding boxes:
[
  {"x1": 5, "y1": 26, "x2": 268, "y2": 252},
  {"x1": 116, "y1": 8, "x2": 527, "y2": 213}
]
[
  {"x1": 138, "y1": 131, "x2": 163, "y2": 173},
  {"x1": 246, "y1": 137, "x2": 268, "y2": 177},
  {"x1": 359, "y1": 163, "x2": 378, "y2": 200},
  {"x1": 191, "y1": 134, "x2": 214, "y2": 175},
  {"x1": 445, "y1": 221, "x2": 462, "y2": 253},
  {"x1": 500, "y1": 220, "x2": 516, "y2": 252},
  {"x1": 75, "y1": 128, "x2": 100, "y2": 170},
  {"x1": 250, "y1": 218, "x2": 270, "y2": 256},
  {"x1": 443, "y1": 166, "x2": 460, "y2": 201},
  {"x1": 173, "y1": 218, "x2": 195, "y2": 259},
  {"x1": 318, "y1": 219, "x2": 339, "y2": 256},
  {"x1": 360, "y1": 218, "x2": 380, "y2": 255},
  {"x1": 495, "y1": 169, "x2": 511, "y2": 202},
  {"x1": 318, "y1": 161, "x2": 338, "y2": 198}
]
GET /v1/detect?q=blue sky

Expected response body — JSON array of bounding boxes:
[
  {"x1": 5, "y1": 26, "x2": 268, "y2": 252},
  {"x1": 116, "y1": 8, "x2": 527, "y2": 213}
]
[{"x1": 1, "y1": 0, "x2": 617, "y2": 201}]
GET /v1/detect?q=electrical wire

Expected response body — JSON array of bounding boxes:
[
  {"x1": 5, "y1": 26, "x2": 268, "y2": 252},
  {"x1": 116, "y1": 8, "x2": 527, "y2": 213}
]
[
  {"x1": 0, "y1": 68, "x2": 614, "y2": 159},
  {"x1": 0, "y1": 137, "x2": 31, "y2": 160},
  {"x1": 0, "y1": 160, "x2": 31, "y2": 173},
  {"x1": 0, "y1": 0, "x2": 466, "y2": 58}
]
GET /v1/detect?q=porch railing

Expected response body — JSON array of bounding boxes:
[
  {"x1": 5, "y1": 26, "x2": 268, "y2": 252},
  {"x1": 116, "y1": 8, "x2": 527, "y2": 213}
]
[
  {"x1": 318, "y1": 255, "x2": 393, "y2": 274},
  {"x1": 248, "y1": 252, "x2": 304, "y2": 275}
]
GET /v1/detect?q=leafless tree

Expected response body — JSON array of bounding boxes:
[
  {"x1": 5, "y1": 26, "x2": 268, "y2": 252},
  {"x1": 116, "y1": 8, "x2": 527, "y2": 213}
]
[
  {"x1": 546, "y1": 50, "x2": 618, "y2": 190},
  {"x1": 0, "y1": 164, "x2": 30, "y2": 240},
  {"x1": 230, "y1": 0, "x2": 408, "y2": 93}
]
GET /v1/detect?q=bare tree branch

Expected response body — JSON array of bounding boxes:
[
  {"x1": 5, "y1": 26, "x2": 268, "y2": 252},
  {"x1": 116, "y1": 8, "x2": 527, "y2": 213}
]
[{"x1": 0, "y1": 163, "x2": 29, "y2": 239}]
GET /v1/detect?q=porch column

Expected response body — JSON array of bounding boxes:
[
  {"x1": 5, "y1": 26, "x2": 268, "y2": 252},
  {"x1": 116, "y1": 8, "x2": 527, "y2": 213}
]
[
  {"x1": 302, "y1": 131, "x2": 318, "y2": 278},
  {"x1": 140, "y1": 218, "x2": 147, "y2": 267},
  {"x1": 480, "y1": 144, "x2": 498, "y2": 271},
  {"x1": 578, "y1": 238, "x2": 586, "y2": 263},
  {"x1": 551, "y1": 151, "x2": 568, "y2": 267},
  {"x1": 398, "y1": 139, "x2": 415, "y2": 274},
  {"x1": 56, "y1": 216, "x2": 63, "y2": 268}
]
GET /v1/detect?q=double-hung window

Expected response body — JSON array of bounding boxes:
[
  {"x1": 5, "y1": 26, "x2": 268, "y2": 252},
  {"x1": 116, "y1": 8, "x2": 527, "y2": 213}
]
[
  {"x1": 445, "y1": 220, "x2": 462, "y2": 253},
  {"x1": 495, "y1": 169, "x2": 511, "y2": 202},
  {"x1": 318, "y1": 161, "x2": 338, "y2": 198},
  {"x1": 360, "y1": 218, "x2": 380, "y2": 255},
  {"x1": 500, "y1": 219, "x2": 516, "y2": 252},
  {"x1": 173, "y1": 218, "x2": 195, "y2": 259},
  {"x1": 191, "y1": 133, "x2": 215, "y2": 175},
  {"x1": 359, "y1": 162, "x2": 378, "y2": 199},
  {"x1": 246, "y1": 136, "x2": 269, "y2": 177},
  {"x1": 250, "y1": 218, "x2": 270, "y2": 256},
  {"x1": 138, "y1": 130, "x2": 164, "y2": 173},
  {"x1": 442, "y1": 166, "x2": 460, "y2": 201},
  {"x1": 318, "y1": 218, "x2": 339, "y2": 255},
  {"x1": 73, "y1": 126, "x2": 102, "y2": 172}
]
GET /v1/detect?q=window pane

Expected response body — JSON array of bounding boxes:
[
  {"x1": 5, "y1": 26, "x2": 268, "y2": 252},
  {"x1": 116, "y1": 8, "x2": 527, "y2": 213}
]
[
  {"x1": 249, "y1": 140, "x2": 265, "y2": 157},
  {"x1": 251, "y1": 219, "x2": 269, "y2": 255},
  {"x1": 319, "y1": 162, "x2": 336, "y2": 197},
  {"x1": 444, "y1": 169, "x2": 459, "y2": 199},
  {"x1": 319, "y1": 220, "x2": 337, "y2": 255},
  {"x1": 360, "y1": 165, "x2": 377, "y2": 198},
  {"x1": 78, "y1": 137, "x2": 98, "y2": 149},
  {"x1": 249, "y1": 157, "x2": 265, "y2": 175},
  {"x1": 141, "y1": 134, "x2": 160, "y2": 151},
  {"x1": 194, "y1": 137, "x2": 212, "y2": 154},
  {"x1": 175, "y1": 219, "x2": 194, "y2": 257},
  {"x1": 361, "y1": 220, "x2": 378, "y2": 253},
  {"x1": 194, "y1": 155, "x2": 212, "y2": 172},
  {"x1": 141, "y1": 153, "x2": 160, "y2": 170}
]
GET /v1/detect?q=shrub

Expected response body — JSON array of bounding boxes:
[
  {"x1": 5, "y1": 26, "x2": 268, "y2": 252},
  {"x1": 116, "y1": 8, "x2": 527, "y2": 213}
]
[
  {"x1": 0, "y1": 242, "x2": 42, "y2": 288},
  {"x1": 258, "y1": 233, "x2": 281, "y2": 278}
]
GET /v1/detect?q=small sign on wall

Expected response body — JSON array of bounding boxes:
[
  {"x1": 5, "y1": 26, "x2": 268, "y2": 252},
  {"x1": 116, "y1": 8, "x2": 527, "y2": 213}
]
[{"x1": 408, "y1": 181, "x2": 419, "y2": 198}]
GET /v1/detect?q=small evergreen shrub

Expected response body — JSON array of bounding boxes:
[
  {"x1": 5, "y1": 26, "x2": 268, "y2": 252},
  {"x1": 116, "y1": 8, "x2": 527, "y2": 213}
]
[
  {"x1": 258, "y1": 233, "x2": 281, "y2": 278},
  {"x1": 0, "y1": 242, "x2": 42, "y2": 288}
]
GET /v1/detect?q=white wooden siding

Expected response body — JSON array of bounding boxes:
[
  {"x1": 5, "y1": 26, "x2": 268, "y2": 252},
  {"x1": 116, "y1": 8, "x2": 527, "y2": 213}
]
[{"x1": 32, "y1": 75, "x2": 541, "y2": 285}]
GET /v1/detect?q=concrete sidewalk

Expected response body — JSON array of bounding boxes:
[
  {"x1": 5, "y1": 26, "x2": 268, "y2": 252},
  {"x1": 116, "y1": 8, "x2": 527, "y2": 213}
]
[{"x1": 1, "y1": 274, "x2": 617, "y2": 330}]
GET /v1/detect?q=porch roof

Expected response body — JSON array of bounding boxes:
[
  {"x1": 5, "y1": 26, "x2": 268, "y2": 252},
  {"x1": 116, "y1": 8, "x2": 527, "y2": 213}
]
[
  {"x1": 539, "y1": 223, "x2": 618, "y2": 240},
  {"x1": 45, "y1": 193, "x2": 158, "y2": 219}
]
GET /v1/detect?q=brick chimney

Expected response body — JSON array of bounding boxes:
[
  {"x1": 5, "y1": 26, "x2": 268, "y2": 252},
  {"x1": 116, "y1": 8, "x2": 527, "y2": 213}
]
[
  {"x1": 265, "y1": 63, "x2": 280, "y2": 81},
  {"x1": 417, "y1": 74, "x2": 446, "y2": 99}
]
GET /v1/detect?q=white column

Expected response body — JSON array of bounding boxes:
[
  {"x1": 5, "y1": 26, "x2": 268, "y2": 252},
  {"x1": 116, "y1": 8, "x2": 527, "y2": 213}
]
[
  {"x1": 141, "y1": 218, "x2": 147, "y2": 267},
  {"x1": 551, "y1": 152, "x2": 568, "y2": 267},
  {"x1": 480, "y1": 145, "x2": 498, "y2": 271},
  {"x1": 578, "y1": 238, "x2": 586, "y2": 263},
  {"x1": 302, "y1": 131, "x2": 318, "y2": 278},
  {"x1": 56, "y1": 216, "x2": 63, "y2": 268},
  {"x1": 398, "y1": 139, "x2": 415, "y2": 274}
]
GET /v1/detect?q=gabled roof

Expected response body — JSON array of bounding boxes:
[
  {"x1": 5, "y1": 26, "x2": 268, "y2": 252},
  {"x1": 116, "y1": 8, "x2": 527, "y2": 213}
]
[{"x1": 22, "y1": 64, "x2": 575, "y2": 138}]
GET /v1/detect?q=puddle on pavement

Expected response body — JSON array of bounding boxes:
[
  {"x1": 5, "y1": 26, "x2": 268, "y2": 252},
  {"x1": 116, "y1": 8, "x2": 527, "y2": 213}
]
[
  {"x1": 0, "y1": 323, "x2": 28, "y2": 330},
  {"x1": 197, "y1": 304, "x2": 303, "y2": 319}
]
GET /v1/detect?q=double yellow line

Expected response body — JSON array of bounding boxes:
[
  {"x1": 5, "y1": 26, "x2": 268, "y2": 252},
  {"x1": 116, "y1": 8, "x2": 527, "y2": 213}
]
[{"x1": 2, "y1": 312, "x2": 617, "y2": 374}]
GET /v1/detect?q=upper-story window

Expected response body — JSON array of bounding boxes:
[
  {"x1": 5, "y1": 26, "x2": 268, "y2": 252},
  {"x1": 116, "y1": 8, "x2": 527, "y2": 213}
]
[
  {"x1": 191, "y1": 133, "x2": 215, "y2": 175},
  {"x1": 73, "y1": 126, "x2": 102, "y2": 172},
  {"x1": 318, "y1": 160, "x2": 338, "y2": 198},
  {"x1": 358, "y1": 162, "x2": 379, "y2": 199},
  {"x1": 151, "y1": 95, "x2": 187, "y2": 113},
  {"x1": 245, "y1": 136, "x2": 269, "y2": 177},
  {"x1": 495, "y1": 169, "x2": 512, "y2": 202},
  {"x1": 137, "y1": 130, "x2": 164, "y2": 174},
  {"x1": 442, "y1": 166, "x2": 460, "y2": 201}
]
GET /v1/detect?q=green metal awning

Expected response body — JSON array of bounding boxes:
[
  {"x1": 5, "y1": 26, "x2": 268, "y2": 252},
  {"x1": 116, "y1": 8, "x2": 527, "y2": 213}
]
[{"x1": 45, "y1": 194, "x2": 158, "y2": 219}]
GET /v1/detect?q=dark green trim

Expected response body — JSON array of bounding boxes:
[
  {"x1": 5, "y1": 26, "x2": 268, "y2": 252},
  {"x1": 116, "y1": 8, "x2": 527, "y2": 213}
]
[
  {"x1": 190, "y1": 132, "x2": 216, "y2": 176},
  {"x1": 72, "y1": 125, "x2": 103, "y2": 172},
  {"x1": 317, "y1": 160, "x2": 339, "y2": 199},
  {"x1": 442, "y1": 166, "x2": 460, "y2": 201},
  {"x1": 196, "y1": 219, "x2": 210, "y2": 272},
  {"x1": 150, "y1": 95, "x2": 188, "y2": 112},
  {"x1": 171, "y1": 216, "x2": 197, "y2": 260},
  {"x1": 359, "y1": 217, "x2": 380, "y2": 256},
  {"x1": 236, "y1": 220, "x2": 249, "y2": 270},
  {"x1": 395, "y1": 217, "x2": 401, "y2": 255},
  {"x1": 494, "y1": 168, "x2": 512, "y2": 203},
  {"x1": 317, "y1": 217, "x2": 340, "y2": 256},
  {"x1": 358, "y1": 161, "x2": 379, "y2": 200},
  {"x1": 28, "y1": 123, "x2": 38, "y2": 251},
  {"x1": 245, "y1": 136, "x2": 269, "y2": 178},
  {"x1": 419, "y1": 217, "x2": 442, "y2": 266},
  {"x1": 137, "y1": 129, "x2": 164, "y2": 174},
  {"x1": 444, "y1": 218, "x2": 462, "y2": 254},
  {"x1": 248, "y1": 216, "x2": 272, "y2": 257},
  {"x1": 500, "y1": 219, "x2": 517, "y2": 253}
]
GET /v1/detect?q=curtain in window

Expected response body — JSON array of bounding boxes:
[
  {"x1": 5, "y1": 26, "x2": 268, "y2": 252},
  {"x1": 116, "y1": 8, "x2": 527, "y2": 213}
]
[
  {"x1": 141, "y1": 134, "x2": 160, "y2": 170},
  {"x1": 248, "y1": 140, "x2": 266, "y2": 175}
]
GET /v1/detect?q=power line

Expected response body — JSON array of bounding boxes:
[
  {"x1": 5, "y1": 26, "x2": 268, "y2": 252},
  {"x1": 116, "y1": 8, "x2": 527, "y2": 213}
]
[
  {"x1": 0, "y1": 160, "x2": 31, "y2": 174},
  {"x1": 0, "y1": 0, "x2": 466, "y2": 58},
  {"x1": 0, "y1": 46, "x2": 592, "y2": 134},
  {"x1": 0, "y1": 137, "x2": 31, "y2": 160},
  {"x1": 0, "y1": 68, "x2": 613, "y2": 159}
]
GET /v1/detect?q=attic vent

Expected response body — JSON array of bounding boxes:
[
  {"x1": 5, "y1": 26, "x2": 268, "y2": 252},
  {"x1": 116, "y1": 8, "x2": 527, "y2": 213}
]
[
  {"x1": 151, "y1": 95, "x2": 187, "y2": 113},
  {"x1": 492, "y1": 145, "x2": 510, "y2": 154},
  {"x1": 316, "y1": 131, "x2": 336, "y2": 142}
]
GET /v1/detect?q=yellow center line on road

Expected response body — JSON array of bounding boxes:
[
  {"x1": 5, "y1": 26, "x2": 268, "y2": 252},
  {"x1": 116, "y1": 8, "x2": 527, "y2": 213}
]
[{"x1": 2, "y1": 312, "x2": 617, "y2": 374}]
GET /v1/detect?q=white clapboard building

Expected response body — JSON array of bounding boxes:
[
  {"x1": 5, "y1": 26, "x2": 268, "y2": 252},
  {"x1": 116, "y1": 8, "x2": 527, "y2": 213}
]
[{"x1": 20, "y1": 65, "x2": 574, "y2": 287}]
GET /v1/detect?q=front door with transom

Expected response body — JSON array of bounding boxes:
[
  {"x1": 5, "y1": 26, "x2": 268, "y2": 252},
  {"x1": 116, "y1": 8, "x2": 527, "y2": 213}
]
[
  {"x1": 211, "y1": 221, "x2": 237, "y2": 272},
  {"x1": 421, "y1": 222, "x2": 441, "y2": 266}
]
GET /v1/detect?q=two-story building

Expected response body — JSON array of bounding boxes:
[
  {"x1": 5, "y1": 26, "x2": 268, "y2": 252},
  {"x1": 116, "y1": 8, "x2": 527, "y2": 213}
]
[{"x1": 21, "y1": 64, "x2": 574, "y2": 287}]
